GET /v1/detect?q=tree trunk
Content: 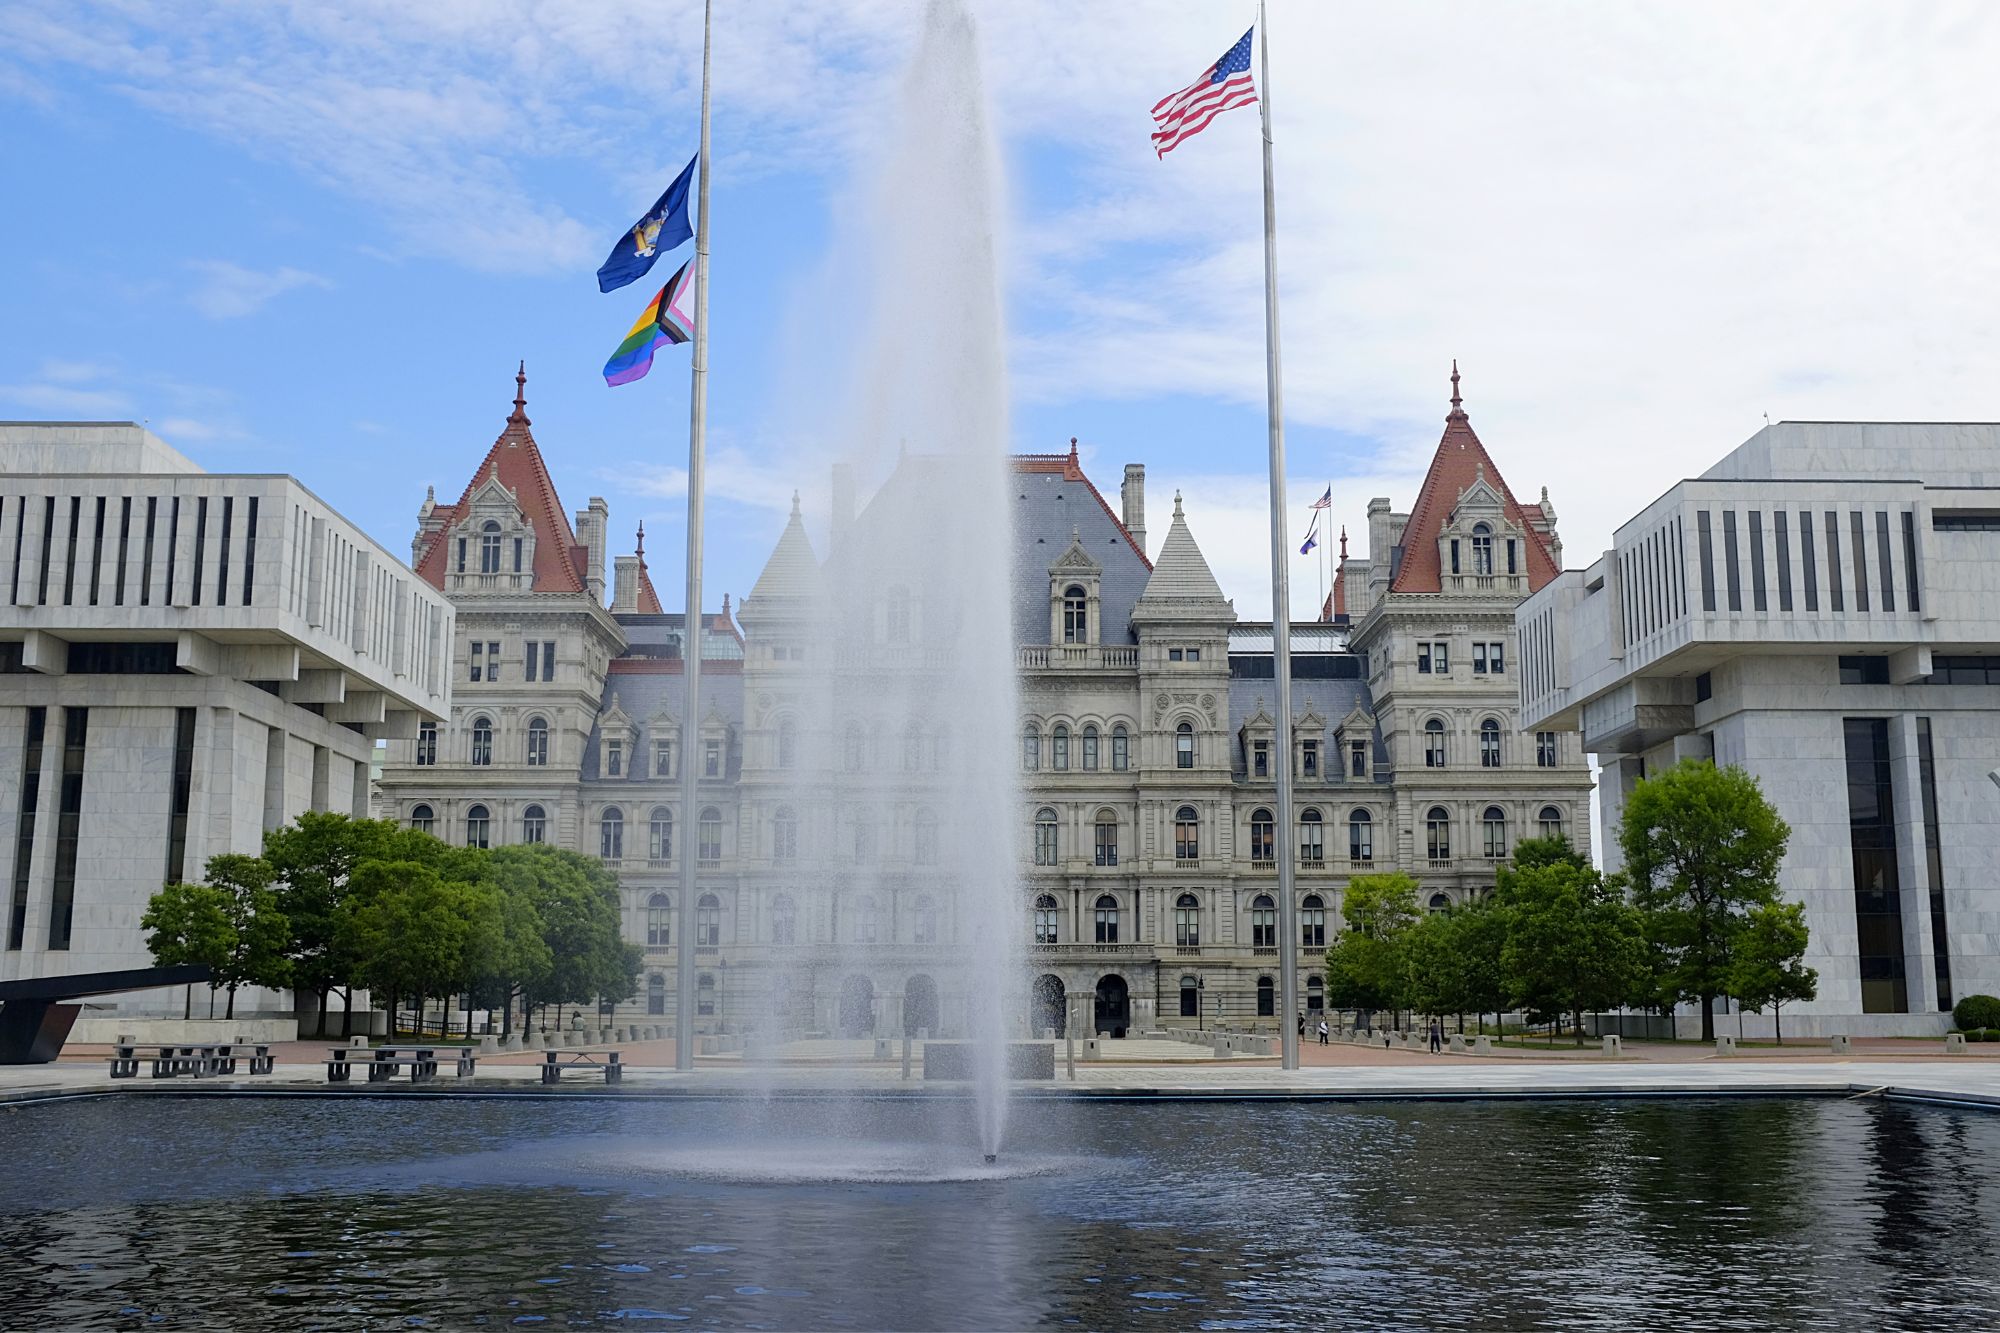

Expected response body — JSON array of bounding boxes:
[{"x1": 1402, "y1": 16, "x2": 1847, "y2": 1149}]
[
  {"x1": 1573, "y1": 1005, "x2": 1584, "y2": 1046},
  {"x1": 342, "y1": 986, "x2": 355, "y2": 1038},
  {"x1": 1699, "y1": 990, "x2": 1716, "y2": 1042},
  {"x1": 226, "y1": 984, "x2": 238, "y2": 1020},
  {"x1": 1774, "y1": 1003, "x2": 1783, "y2": 1046},
  {"x1": 184, "y1": 984, "x2": 192, "y2": 1021},
  {"x1": 316, "y1": 986, "x2": 329, "y2": 1040}
]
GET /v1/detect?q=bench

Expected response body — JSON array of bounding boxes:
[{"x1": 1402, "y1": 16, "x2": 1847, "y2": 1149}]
[
  {"x1": 326, "y1": 1046, "x2": 477, "y2": 1083},
  {"x1": 115, "y1": 1042, "x2": 271, "y2": 1079},
  {"x1": 541, "y1": 1046, "x2": 623, "y2": 1085}
]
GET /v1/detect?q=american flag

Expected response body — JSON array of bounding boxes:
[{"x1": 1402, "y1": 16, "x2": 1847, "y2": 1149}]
[
  {"x1": 1152, "y1": 27, "x2": 1257, "y2": 158},
  {"x1": 1310, "y1": 485, "x2": 1333, "y2": 510}
]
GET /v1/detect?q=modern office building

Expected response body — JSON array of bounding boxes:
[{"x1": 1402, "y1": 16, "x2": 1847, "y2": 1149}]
[
  {"x1": 0, "y1": 422, "x2": 453, "y2": 1023},
  {"x1": 1518, "y1": 421, "x2": 2000, "y2": 1034},
  {"x1": 377, "y1": 371, "x2": 1589, "y2": 1034}
]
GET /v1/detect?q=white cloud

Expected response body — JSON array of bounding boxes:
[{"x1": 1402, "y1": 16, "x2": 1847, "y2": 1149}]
[
  {"x1": 186, "y1": 260, "x2": 330, "y2": 319},
  {"x1": 618, "y1": 445, "x2": 799, "y2": 514},
  {"x1": 0, "y1": 380, "x2": 130, "y2": 415}
]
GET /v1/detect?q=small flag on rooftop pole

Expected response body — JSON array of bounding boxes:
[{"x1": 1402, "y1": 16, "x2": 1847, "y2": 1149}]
[
  {"x1": 1299, "y1": 514, "x2": 1318, "y2": 556},
  {"x1": 1150, "y1": 26, "x2": 1257, "y2": 158},
  {"x1": 1310, "y1": 485, "x2": 1332, "y2": 510},
  {"x1": 603, "y1": 259, "x2": 695, "y2": 387}
]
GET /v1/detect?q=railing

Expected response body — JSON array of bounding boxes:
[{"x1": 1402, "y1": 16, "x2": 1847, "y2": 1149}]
[
  {"x1": 1030, "y1": 942, "x2": 1147, "y2": 956},
  {"x1": 1253, "y1": 946, "x2": 1279, "y2": 957},
  {"x1": 1429, "y1": 857, "x2": 1455, "y2": 871},
  {"x1": 1016, "y1": 644, "x2": 1139, "y2": 670},
  {"x1": 1176, "y1": 857, "x2": 1201, "y2": 870},
  {"x1": 1175, "y1": 945, "x2": 1202, "y2": 957},
  {"x1": 1251, "y1": 856, "x2": 1275, "y2": 869},
  {"x1": 1300, "y1": 856, "x2": 1326, "y2": 870}
]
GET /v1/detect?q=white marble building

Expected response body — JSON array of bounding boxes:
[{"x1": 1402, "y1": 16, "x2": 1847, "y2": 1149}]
[
  {"x1": 1518, "y1": 421, "x2": 2000, "y2": 1035},
  {"x1": 0, "y1": 422, "x2": 452, "y2": 1019}
]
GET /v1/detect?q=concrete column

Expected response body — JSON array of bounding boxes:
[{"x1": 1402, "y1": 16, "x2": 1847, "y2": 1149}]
[{"x1": 1889, "y1": 713, "x2": 1937, "y2": 1013}]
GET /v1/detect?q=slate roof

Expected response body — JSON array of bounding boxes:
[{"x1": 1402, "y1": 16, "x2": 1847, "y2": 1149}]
[
  {"x1": 1137, "y1": 491, "x2": 1228, "y2": 608},
  {"x1": 415, "y1": 364, "x2": 590, "y2": 594},
  {"x1": 1011, "y1": 446, "x2": 1153, "y2": 644},
  {"x1": 1225, "y1": 672, "x2": 1391, "y2": 784},
  {"x1": 579, "y1": 665, "x2": 745, "y2": 786},
  {"x1": 745, "y1": 494, "x2": 822, "y2": 608},
  {"x1": 1389, "y1": 366, "x2": 1560, "y2": 595}
]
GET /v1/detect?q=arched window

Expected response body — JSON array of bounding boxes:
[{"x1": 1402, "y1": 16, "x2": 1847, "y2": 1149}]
[
  {"x1": 914, "y1": 808, "x2": 939, "y2": 866},
  {"x1": 479, "y1": 520, "x2": 502, "y2": 574},
  {"x1": 697, "y1": 972, "x2": 716, "y2": 1015},
  {"x1": 773, "y1": 806, "x2": 798, "y2": 863},
  {"x1": 1424, "y1": 718, "x2": 1446, "y2": 769},
  {"x1": 465, "y1": 803, "x2": 490, "y2": 849},
  {"x1": 409, "y1": 803, "x2": 434, "y2": 834},
  {"x1": 1175, "y1": 892, "x2": 1201, "y2": 948},
  {"x1": 1256, "y1": 974, "x2": 1276, "y2": 1017},
  {"x1": 886, "y1": 585, "x2": 912, "y2": 642},
  {"x1": 1349, "y1": 809, "x2": 1374, "y2": 862},
  {"x1": 1062, "y1": 584, "x2": 1088, "y2": 643},
  {"x1": 1307, "y1": 975, "x2": 1325, "y2": 1014},
  {"x1": 1022, "y1": 725, "x2": 1040, "y2": 772},
  {"x1": 415, "y1": 722, "x2": 437, "y2": 766},
  {"x1": 1539, "y1": 805, "x2": 1565, "y2": 840},
  {"x1": 1081, "y1": 724, "x2": 1100, "y2": 771},
  {"x1": 600, "y1": 806, "x2": 624, "y2": 860},
  {"x1": 525, "y1": 716, "x2": 549, "y2": 766},
  {"x1": 1302, "y1": 894, "x2": 1326, "y2": 949},
  {"x1": 1174, "y1": 805, "x2": 1200, "y2": 861},
  {"x1": 777, "y1": 718, "x2": 797, "y2": 770},
  {"x1": 1094, "y1": 894, "x2": 1120, "y2": 944},
  {"x1": 771, "y1": 893, "x2": 796, "y2": 945},
  {"x1": 854, "y1": 894, "x2": 879, "y2": 944},
  {"x1": 1176, "y1": 722, "x2": 1196, "y2": 769},
  {"x1": 1426, "y1": 806, "x2": 1452, "y2": 861},
  {"x1": 843, "y1": 723, "x2": 865, "y2": 772},
  {"x1": 1480, "y1": 717, "x2": 1502, "y2": 769},
  {"x1": 1300, "y1": 808, "x2": 1325, "y2": 864},
  {"x1": 1429, "y1": 892, "x2": 1451, "y2": 912},
  {"x1": 913, "y1": 893, "x2": 939, "y2": 945},
  {"x1": 698, "y1": 807, "x2": 723, "y2": 863},
  {"x1": 850, "y1": 811, "x2": 876, "y2": 864},
  {"x1": 1034, "y1": 807, "x2": 1059, "y2": 866},
  {"x1": 1250, "y1": 808, "x2": 1275, "y2": 862},
  {"x1": 1052, "y1": 724, "x2": 1070, "y2": 771},
  {"x1": 903, "y1": 721, "x2": 924, "y2": 772},
  {"x1": 1252, "y1": 894, "x2": 1277, "y2": 948},
  {"x1": 1034, "y1": 893, "x2": 1060, "y2": 945},
  {"x1": 1093, "y1": 809, "x2": 1118, "y2": 867},
  {"x1": 1483, "y1": 805, "x2": 1508, "y2": 859},
  {"x1": 1180, "y1": 974, "x2": 1200, "y2": 1018},
  {"x1": 1111, "y1": 724, "x2": 1130, "y2": 772},
  {"x1": 646, "y1": 892, "x2": 671, "y2": 947},
  {"x1": 649, "y1": 806, "x2": 672, "y2": 862},
  {"x1": 697, "y1": 893, "x2": 721, "y2": 947},
  {"x1": 521, "y1": 804, "x2": 546, "y2": 844},
  {"x1": 470, "y1": 715, "x2": 493, "y2": 766},
  {"x1": 1471, "y1": 522, "x2": 1494, "y2": 577},
  {"x1": 647, "y1": 972, "x2": 666, "y2": 1015}
]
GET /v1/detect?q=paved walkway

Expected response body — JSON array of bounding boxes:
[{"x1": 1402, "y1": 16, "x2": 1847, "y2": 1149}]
[{"x1": 7, "y1": 1039, "x2": 1999, "y2": 1110}]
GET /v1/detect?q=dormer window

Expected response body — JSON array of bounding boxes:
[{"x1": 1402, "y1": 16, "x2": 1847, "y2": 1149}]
[
  {"x1": 606, "y1": 738, "x2": 623, "y2": 777},
  {"x1": 480, "y1": 521, "x2": 502, "y2": 574},
  {"x1": 1062, "y1": 585, "x2": 1088, "y2": 643},
  {"x1": 1471, "y1": 523, "x2": 1494, "y2": 576},
  {"x1": 1301, "y1": 739, "x2": 1319, "y2": 777}
]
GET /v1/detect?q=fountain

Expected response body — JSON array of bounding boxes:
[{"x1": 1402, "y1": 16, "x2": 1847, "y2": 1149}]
[{"x1": 734, "y1": 0, "x2": 1021, "y2": 1160}]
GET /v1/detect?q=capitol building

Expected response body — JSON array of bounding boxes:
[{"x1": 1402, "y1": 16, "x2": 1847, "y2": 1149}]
[{"x1": 372, "y1": 368, "x2": 1592, "y2": 1036}]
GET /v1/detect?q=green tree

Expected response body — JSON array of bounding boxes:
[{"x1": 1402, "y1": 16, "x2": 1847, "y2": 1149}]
[
  {"x1": 140, "y1": 881, "x2": 233, "y2": 1019},
  {"x1": 1509, "y1": 834, "x2": 1590, "y2": 873},
  {"x1": 264, "y1": 812, "x2": 400, "y2": 1034},
  {"x1": 1325, "y1": 872, "x2": 1419, "y2": 1023},
  {"x1": 495, "y1": 845, "x2": 635, "y2": 1029},
  {"x1": 1501, "y1": 861, "x2": 1648, "y2": 1045},
  {"x1": 1401, "y1": 909, "x2": 1466, "y2": 1024},
  {"x1": 1621, "y1": 759, "x2": 1791, "y2": 1040},
  {"x1": 1730, "y1": 900, "x2": 1817, "y2": 1044},
  {"x1": 1452, "y1": 896, "x2": 1511, "y2": 1035},
  {"x1": 339, "y1": 861, "x2": 477, "y2": 1038},
  {"x1": 201, "y1": 853, "x2": 294, "y2": 1019},
  {"x1": 467, "y1": 854, "x2": 554, "y2": 1035}
]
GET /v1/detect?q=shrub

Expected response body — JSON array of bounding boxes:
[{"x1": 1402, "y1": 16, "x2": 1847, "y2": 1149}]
[{"x1": 1952, "y1": 994, "x2": 2000, "y2": 1031}]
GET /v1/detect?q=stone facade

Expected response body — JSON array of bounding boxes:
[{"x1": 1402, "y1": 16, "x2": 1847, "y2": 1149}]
[
  {"x1": 0, "y1": 422, "x2": 453, "y2": 1016},
  {"x1": 1518, "y1": 420, "x2": 2000, "y2": 1035},
  {"x1": 377, "y1": 375, "x2": 1589, "y2": 1036}
]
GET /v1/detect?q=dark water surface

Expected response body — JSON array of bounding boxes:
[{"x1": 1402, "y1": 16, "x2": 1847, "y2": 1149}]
[{"x1": 1, "y1": 1094, "x2": 1996, "y2": 1330}]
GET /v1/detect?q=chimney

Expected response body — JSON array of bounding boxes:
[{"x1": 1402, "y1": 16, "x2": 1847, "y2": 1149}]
[
  {"x1": 611, "y1": 554, "x2": 640, "y2": 613},
  {"x1": 1121, "y1": 464, "x2": 1147, "y2": 554},
  {"x1": 830, "y1": 462, "x2": 855, "y2": 557},
  {"x1": 575, "y1": 497, "x2": 609, "y2": 603}
]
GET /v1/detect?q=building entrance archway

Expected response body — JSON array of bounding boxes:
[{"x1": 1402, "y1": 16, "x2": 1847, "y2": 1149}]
[
  {"x1": 903, "y1": 973, "x2": 939, "y2": 1036},
  {"x1": 1032, "y1": 974, "x2": 1066, "y2": 1036},
  {"x1": 838, "y1": 974, "x2": 876, "y2": 1036},
  {"x1": 1094, "y1": 974, "x2": 1130, "y2": 1038}
]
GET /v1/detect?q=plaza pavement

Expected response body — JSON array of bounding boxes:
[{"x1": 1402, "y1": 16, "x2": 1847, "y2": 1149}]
[{"x1": 4, "y1": 1035, "x2": 1998, "y2": 1111}]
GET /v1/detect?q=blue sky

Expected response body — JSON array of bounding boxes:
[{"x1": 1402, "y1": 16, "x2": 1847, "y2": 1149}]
[{"x1": 4, "y1": 2, "x2": 1998, "y2": 616}]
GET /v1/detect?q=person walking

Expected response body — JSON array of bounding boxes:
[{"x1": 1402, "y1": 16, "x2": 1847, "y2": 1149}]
[
  {"x1": 1317, "y1": 1018, "x2": 1329, "y2": 1045},
  {"x1": 1428, "y1": 1018, "x2": 1443, "y2": 1054}
]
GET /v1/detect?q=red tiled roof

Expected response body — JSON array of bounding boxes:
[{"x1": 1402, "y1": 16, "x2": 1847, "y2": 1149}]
[
  {"x1": 635, "y1": 521, "x2": 664, "y2": 614},
  {"x1": 1388, "y1": 370, "x2": 1559, "y2": 595},
  {"x1": 1012, "y1": 439, "x2": 1152, "y2": 569},
  {"x1": 415, "y1": 364, "x2": 588, "y2": 594}
]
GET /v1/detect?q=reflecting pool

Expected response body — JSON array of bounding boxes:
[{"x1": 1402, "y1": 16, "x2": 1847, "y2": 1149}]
[{"x1": 2, "y1": 1095, "x2": 1996, "y2": 1329}]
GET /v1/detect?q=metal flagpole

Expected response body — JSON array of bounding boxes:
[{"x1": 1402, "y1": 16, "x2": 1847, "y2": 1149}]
[
  {"x1": 674, "y1": 0, "x2": 714, "y2": 1073},
  {"x1": 1256, "y1": 0, "x2": 1300, "y2": 1071}
]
